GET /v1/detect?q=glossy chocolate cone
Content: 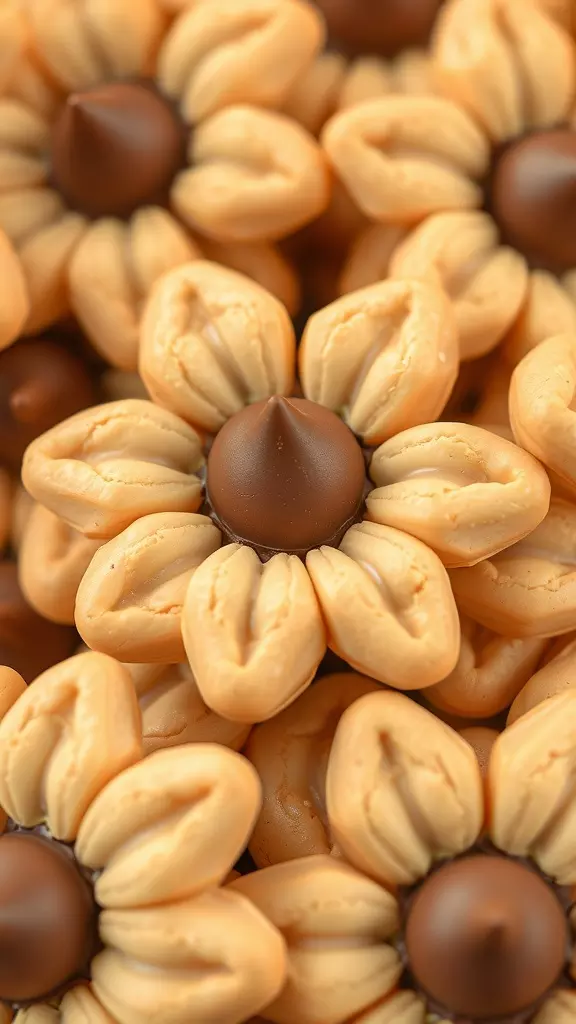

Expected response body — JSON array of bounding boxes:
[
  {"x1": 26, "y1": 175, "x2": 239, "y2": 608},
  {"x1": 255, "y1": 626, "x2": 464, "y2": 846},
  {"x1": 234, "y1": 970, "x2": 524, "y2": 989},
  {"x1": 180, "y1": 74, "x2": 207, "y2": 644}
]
[
  {"x1": 50, "y1": 83, "x2": 187, "y2": 219},
  {"x1": 207, "y1": 396, "x2": 366, "y2": 554}
]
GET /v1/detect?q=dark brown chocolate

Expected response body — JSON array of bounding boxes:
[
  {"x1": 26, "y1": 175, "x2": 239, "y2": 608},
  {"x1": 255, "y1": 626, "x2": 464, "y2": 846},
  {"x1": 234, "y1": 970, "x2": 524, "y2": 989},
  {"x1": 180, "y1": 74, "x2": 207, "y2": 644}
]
[
  {"x1": 0, "y1": 833, "x2": 97, "y2": 1002},
  {"x1": 313, "y1": 0, "x2": 443, "y2": 57},
  {"x1": 0, "y1": 563, "x2": 76, "y2": 682},
  {"x1": 405, "y1": 854, "x2": 568, "y2": 1020},
  {"x1": 491, "y1": 130, "x2": 576, "y2": 274},
  {"x1": 0, "y1": 338, "x2": 96, "y2": 471},
  {"x1": 206, "y1": 396, "x2": 366, "y2": 556},
  {"x1": 50, "y1": 82, "x2": 188, "y2": 219}
]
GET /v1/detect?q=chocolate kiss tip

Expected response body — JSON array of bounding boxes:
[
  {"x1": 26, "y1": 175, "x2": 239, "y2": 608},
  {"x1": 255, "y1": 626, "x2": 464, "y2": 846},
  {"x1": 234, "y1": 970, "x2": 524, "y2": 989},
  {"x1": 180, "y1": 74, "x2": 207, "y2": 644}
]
[
  {"x1": 405, "y1": 854, "x2": 568, "y2": 1020},
  {"x1": 206, "y1": 396, "x2": 366, "y2": 555},
  {"x1": 50, "y1": 82, "x2": 187, "y2": 220}
]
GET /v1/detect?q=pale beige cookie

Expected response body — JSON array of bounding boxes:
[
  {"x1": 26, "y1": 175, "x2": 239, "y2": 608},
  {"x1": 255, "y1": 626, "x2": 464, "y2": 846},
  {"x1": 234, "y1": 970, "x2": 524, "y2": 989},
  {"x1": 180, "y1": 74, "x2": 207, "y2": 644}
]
[
  {"x1": 19, "y1": 503, "x2": 103, "y2": 625},
  {"x1": 489, "y1": 689, "x2": 576, "y2": 882},
  {"x1": 246, "y1": 672, "x2": 381, "y2": 867},
  {"x1": 0, "y1": 652, "x2": 142, "y2": 840},
  {"x1": 183, "y1": 545, "x2": 326, "y2": 722},
  {"x1": 173, "y1": 105, "x2": 330, "y2": 242},
  {"x1": 326, "y1": 691, "x2": 483, "y2": 886},
  {"x1": 29, "y1": 0, "x2": 164, "y2": 90},
  {"x1": 535, "y1": 0, "x2": 575, "y2": 30},
  {"x1": 129, "y1": 662, "x2": 251, "y2": 755},
  {"x1": 72, "y1": 744, "x2": 287, "y2": 1024},
  {"x1": 77, "y1": 744, "x2": 261, "y2": 907},
  {"x1": 200, "y1": 240, "x2": 300, "y2": 317},
  {"x1": 157, "y1": 0, "x2": 325, "y2": 123},
  {"x1": 13, "y1": 1010, "x2": 53, "y2": 1024},
  {"x1": 139, "y1": 260, "x2": 295, "y2": 432},
  {"x1": 338, "y1": 56, "x2": 392, "y2": 110},
  {"x1": 0, "y1": 665, "x2": 26, "y2": 721},
  {"x1": 18, "y1": 985, "x2": 116, "y2": 1022},
  {"x1": 433, "y1": 0, "x2": 575, "y2": 142},
  {"x1": 0, "y1": 667, "x2": 26, "y2": 828},
  {"x1": 60, "y1": 985, "x2": 117, "y2": 1023},
  {"x1": 231, "y1": 856, "x2": 405, "y2": 1024},
  {"x1": 22, "y1": 399, "x2": 204, "y2": 539},
  {"x1": 300, "y1": 278, "x2": 459, "y2": 446},
  {"x1": 243, "y1": 993, "x2": 427, "y2": 1024},
  {"x1": 9, "y1": 484, "x2": 33, "y2": 552},
  {"x1": 307, "y1": 521, "x2": 461, "y2": 690},
  {"x1": 19, "y1": 213, "x2": 88, "y2": 336},
  {"x1": 282, "y1": 51, "x2": 347, "y2": 136},
  {"x1": 504, "y1": 272, "x2": 576, "y2": 367},
  {"x1": 534, "y1": 991, "x2": 576, "y2": 1024},
  {"x1": 450, "y1": 499, "x2": 576, "y2": 637},
  {"x1": 94, "y1": 886, "x2": 287, "y2": 1024},
  {"x1": 508, "y1": 636, "x2": 576, "y2": 724},
  {"x1": 367, "y1": 422, "x2": 551, "y2": 567},
  {"x1": 426, "y1": 615, "x2": 546, "y2": 718},
  {"x1": 0, "y1": 227, "x2": 28, "y2": 349},
  {"x1": 68, "y1": 209, "x2": 200, "y2": 371},
  {"x1": 75, "y1": 513, "x2": 221, "y2": 664},
  {"x1": 322, "y1": 95, "x2": 489, "y2": 224},
  {"x1": 389, "y1": 211, "x2": 528, "y2": 360},
  {"x1": 0, "y1": 3, "x2": 26, "y2": 97},
  {"x1": 393, "y1": 48, "x2": 436, "y2": 97},
  {"x1": 339, "y1": 223, "x2": 408, "y2": 296},
  {"x1": 510, "y1": 334, "x2": 576, "y2": 498}
]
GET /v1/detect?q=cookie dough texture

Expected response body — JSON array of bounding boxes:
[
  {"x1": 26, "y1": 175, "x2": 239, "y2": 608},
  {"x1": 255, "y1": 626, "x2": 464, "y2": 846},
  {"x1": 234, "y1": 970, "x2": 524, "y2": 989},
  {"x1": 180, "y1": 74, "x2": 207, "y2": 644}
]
[
  {"x1": 231, "y1": 688, "x2": 576, "y2": 1023},
  {"x1": 325, "y1": 0, "x2": 576, "y2": 365},
  {"x1": 0, "y1": 651, "x2": 288, "y2": 1024},
  {"x1": 22, "y1": 264, "x2": 556, "y2": 718},
  {"x1": 0, "y1": 0, "x2": 328, "y2": 367}
]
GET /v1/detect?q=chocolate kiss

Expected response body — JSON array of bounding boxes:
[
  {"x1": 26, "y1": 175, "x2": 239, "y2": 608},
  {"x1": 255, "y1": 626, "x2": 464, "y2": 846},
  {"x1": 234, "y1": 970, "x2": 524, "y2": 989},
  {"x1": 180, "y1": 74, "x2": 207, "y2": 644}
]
[
  {"x1": 491, "y1": 129, "x2": 576, "y2": 274},
  {"x1": 50, "y1": 82, "x2": 187, "y2": 219},
  {"x1": 405, "y1": 854, "x2": 568, "y2": 1019},
  {"x1": 0, "y1": 338, "x2": 96, "y2": 471},
  {"x1": 0, "y1": 833, "x2": 97, "y2": 1002},
  {"x1": 313, "y1": 0, "x2": 442, "y2": 57},
  {"x1": 0, "y1": 563, "x2": 76, "y2": 682},
  {"x1": 206, "y1": 396, "x2": 366, "y2": 555}
]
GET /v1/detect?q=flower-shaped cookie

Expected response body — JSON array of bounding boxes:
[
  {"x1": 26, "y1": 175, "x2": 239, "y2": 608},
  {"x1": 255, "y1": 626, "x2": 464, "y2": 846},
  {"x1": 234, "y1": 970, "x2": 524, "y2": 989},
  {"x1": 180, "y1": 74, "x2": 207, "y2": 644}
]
[
  {"x1": 22, "y1": 262, "x2": 551, "y2": 722},
  {"x1": 231, "y1": 688, "x2": 576, "y2": 1024},
  {"x1": 0, "y1": 651, "x2": 286, "y2": 1024},
  {"x1": 0, "y1": 0, "x2": 328, "y2": 367},
  {"x1": 324, "y1": 0, "x2": 576, "y2": 364}
]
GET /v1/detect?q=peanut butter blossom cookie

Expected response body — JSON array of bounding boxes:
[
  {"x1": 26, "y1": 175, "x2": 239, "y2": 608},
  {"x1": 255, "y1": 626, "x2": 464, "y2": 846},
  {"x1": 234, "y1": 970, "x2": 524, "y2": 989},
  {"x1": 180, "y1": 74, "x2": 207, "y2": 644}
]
[
  {"x1": 0, "y1": 0, "x2": 328, "y2": 368},
  {"x1": 233, "y1": 689, "x2": 576, "y2": 1024},
  {"x1": 0, "y1": 654, "x2": 286, "y2": 1023},
  {"x1": 22, "y1": 263, "x2": 553, "y2": 724},
  {"x1": 325, "y1": 0, "x2": 576, "y2": 364}
]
